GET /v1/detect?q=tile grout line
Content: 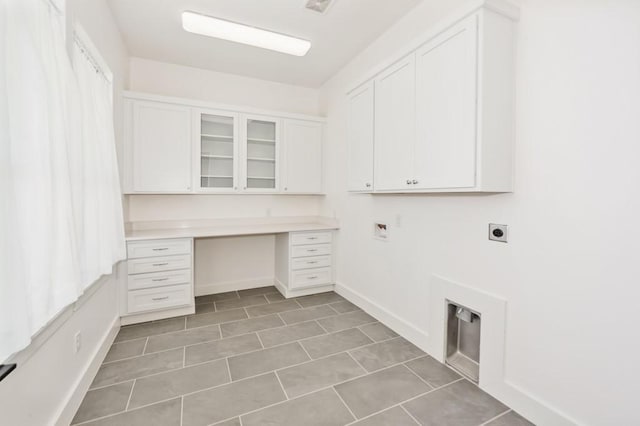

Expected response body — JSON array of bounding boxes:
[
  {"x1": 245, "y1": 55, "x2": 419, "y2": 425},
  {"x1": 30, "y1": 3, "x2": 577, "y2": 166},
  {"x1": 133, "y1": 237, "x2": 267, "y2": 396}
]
[
  {"x1": 180, "y1": 396, "x2": 184, "y2": 426},
  {"x1": 124, "y1": 379, "x2": 135, "y2": 411},
  {"x1": 479, "y1": 408, "x2": 513, "y2": 425},
  {"x1": 225, "y1": 357, "x2": 233, "y2": 384},
  {"x1": 330, "y1": 386, "x2": 358, "y2": 422},
  {"x1": 273, "y1": 370, "x2": 290, "y2": 400},
  {"x1": 400, "y1": 404, "x2": 423, "y2": 425}
]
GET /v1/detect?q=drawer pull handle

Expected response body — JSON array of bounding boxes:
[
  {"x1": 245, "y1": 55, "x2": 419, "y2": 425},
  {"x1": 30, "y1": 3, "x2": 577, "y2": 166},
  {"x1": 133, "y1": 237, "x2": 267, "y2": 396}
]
[
  {"x1": 307, "y1": 237, "x2": 318, "y2": 240},
  {"x1": 307, "y1": 261, "x2": 318, "y2": 264},
  {"x1": 152, "y1": 278, "x2": 169, "y2": 282},
  {"x1": 307, "y1": 249, "x2": 318, "y2": 252},
  {"x1": 152, "y1": 248, "x2": 169, "y2": 251},
  {"x1": 152, "y1": 296, "x2": 169, "y2": 301},
  {"x1": 308, "y1": 276, "x2": 318, "y2": 280},
  {"x1": 152, "y1": 263, "x2": 169, "y2": 267}
]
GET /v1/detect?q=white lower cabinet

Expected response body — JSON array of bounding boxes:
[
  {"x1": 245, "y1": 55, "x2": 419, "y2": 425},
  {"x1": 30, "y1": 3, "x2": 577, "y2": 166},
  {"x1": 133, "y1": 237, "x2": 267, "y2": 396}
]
[
  {"x1": 275, "y1": 231, "x2": 335, "y2": 296},
  {"x1": 123, "y1": 238, "x2": 194, "y2": 323}
]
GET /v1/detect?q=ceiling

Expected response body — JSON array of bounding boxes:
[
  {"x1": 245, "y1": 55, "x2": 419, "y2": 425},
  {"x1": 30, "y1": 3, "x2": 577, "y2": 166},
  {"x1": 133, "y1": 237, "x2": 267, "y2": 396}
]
[{"x1": 107, "y1": 0, "x2": 422, "y2": 87}]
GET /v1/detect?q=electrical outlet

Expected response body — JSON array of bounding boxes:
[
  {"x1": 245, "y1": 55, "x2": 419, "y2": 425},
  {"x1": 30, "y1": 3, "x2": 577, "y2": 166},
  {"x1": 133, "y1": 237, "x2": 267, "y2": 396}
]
[
  {"x1": 74, "y1": 332, "x2": 82, "y2": 353},
  {"x1": 489, "y1": 224, "x2": 508, "y2": 243},
  {"x1": 374, "y1": 222, "x2": 389, "y2": 241}
]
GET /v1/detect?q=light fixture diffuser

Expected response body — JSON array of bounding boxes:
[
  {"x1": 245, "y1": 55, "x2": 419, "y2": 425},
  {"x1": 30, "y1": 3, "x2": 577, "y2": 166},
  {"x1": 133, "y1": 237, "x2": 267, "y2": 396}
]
[{"x1": 182, "y1": 11, "x2": 311, "y2": 57}]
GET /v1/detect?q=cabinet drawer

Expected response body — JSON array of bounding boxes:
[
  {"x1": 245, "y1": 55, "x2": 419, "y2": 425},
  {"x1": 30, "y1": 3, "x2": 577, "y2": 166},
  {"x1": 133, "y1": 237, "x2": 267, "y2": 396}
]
[
  {"x1": 292, "y1": 255, "x2": 331, "y2": 271},
  {"x1": 291, "y1": 232, "x2": 332, "y2": 246},
  {"x1": 128, "y1": 269, "x2": 191, "y2": 291},
  {"x1": 127, "y1": 284, "x2": 192, "y2": 314},
  {"x1": 291, "y1": 244, "x2": 332, "y2": 258},
  {"x1": 127, "y1": 239, "x2": 192, "y2": 259},
  {"x1": 291, "y1": 267, "x2": 332, "y2": 289},
  {"x1": 127, "y1": 254, "x2": 191, "y2": 275}
]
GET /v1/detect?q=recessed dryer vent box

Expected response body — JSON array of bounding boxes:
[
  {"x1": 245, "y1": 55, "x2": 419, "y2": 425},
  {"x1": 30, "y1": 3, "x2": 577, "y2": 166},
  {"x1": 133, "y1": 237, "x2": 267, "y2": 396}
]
[{"x1": 446, "y1": 301, "x2": 481, "y2": 382}]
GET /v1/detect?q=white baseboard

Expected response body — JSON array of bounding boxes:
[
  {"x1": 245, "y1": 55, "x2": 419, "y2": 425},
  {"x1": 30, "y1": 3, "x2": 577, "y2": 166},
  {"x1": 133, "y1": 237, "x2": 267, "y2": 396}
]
[
  {"x1": 334, "y1": 280, "x2": 578, "y2": 426},
  {"x1": 275, "y1": 278, "x2": 335, "y2": 298},
  {"x1": 334, "y1": 282, "x2": 430, "y2": 351},
  {"x1": 195, "y1": 277, "x2": 276, "y2": 296},
  {"x1": 55, "y1": 316, "x2": 120, "y2": 426}
]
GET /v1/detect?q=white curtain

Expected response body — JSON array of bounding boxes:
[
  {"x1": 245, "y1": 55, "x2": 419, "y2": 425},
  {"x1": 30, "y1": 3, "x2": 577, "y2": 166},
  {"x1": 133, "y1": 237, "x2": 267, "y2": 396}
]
[{"x1": 0, "y1": 0, "x2": 125, "y2": 361}]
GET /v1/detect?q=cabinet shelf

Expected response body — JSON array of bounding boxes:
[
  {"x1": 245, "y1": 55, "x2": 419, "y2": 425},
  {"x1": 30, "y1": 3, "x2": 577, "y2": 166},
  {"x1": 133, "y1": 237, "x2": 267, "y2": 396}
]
[
  {"x1": 202, "y1": 134, "x2": 233, "y2": 140},
  {"x1": 247, "y1": 176, "x2": 276, "y2": 180},
  {"x1": 202, "y1": 154, "x2": 233, "y2": 159},
  {"x1": 247, "y1": 157, "x2": 275, "y2": 162},
  {"x1": 247, "y1": 138, "x2": 276, "y2": 144}
]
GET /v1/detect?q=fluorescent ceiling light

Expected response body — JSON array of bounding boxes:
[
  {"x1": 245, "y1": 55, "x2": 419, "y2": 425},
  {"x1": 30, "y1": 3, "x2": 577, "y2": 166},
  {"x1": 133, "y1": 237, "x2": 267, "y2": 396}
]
[{"x1": 182, "y1": 11, "x2": 311, "y2": 57}]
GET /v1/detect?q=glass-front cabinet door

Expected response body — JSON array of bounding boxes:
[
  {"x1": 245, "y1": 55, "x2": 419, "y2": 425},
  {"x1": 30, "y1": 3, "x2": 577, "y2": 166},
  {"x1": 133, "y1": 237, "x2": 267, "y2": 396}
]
[
  {"x1": 196, "y1": 110, "x2": 238, "y2": 191},
  {"x1": 243, "y1": 115, "x2": 279, "y2": 191}
]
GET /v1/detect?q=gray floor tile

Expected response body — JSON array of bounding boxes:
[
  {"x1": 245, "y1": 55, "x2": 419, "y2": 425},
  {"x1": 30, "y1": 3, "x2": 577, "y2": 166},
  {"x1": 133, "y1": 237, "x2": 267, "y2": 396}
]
[
  {"x1": 71, "y1": 381, "x2": 133, "y2": 424},
  {"x1": 241, "y1": 388, "x2": 354, "y2": 426},
  {"x1": 351, "y1": 406, "x2": 418, "y2": 426},
  {"x1": 115, "y1": 318, "x2": 185, "y2": 343},
  {"x1": 91, "y1": 348, "x2": 183, "y2": 389},
  {"x1": 350, "y1": 337, "x2": 425, "y2": 372},
  {"x1": 335, "y1": 365, "x2": 431, "y2": 419},
  {"x1": 186, "y1": 308, "x2": 247, "y2": 329},
  {"x1": 359, "y1": 323, "x2": 398, "y2": 342},
  {"x1": 245, "y1": 300, "x2": 302, "y2": 317},
  {"x1": 228, "y1": 342, "x2": 309, "y2": 381},
  {"x1": 215, "y1": 294, "x2": 268, "y2": 311},
  {"x1": 258, "y1": 321, "x2": 325, "y2": 348},
  {"x1": 220, "y1": 314, "x2": 284, "y2": 337},
  {"x1": 301, "y1": 328, "x2": 373, "y2": 359},
  {"x1": 277, "y1": 352, "x2": 366, "y2": 398},
  {"x1": 211, "y1": 291, "x2": 240, "y2": 301},
  {"x1": 266, "y1": 292, "x2": 286, "y2": 302},
  {"x1": 405, "y1": 355, "x2": 461, "y2": 388},
  {"x1": 330, "y1": 301, "x2": 361, "y2": 314},
  {"x1": 145, "y1": 325, "x2": 221, "y2": 354},
  {"x1": 317, "y1": 311, "x2": 377, "y2": 333},
  {"x1": 195, "y1": 302, "x2": 216, "y2": 315},
  {"x1": 129, "y1": 359, "x2": 230, "y2": 409},
  {"x1": 103, "y1": 338, "x2": 146, "y2": 363},
  {"x1": 279, "y1": 305, "x2": 337, "y2": 325},
  {"x1": 80, "y1": 398, "x2": 181, "y2": 426},
  {"x1": 296, "y1": 292, "x2": 346, "y2": 308},
  {"x1": 182, "y1": 373, "x2": 286, "y2": 426},
  {"x1": 195, "y1": 295, "x2": 215, "y2": 304},
  {"x1": 213, "y1": 419, "x2": 241, "y2": 426},
  {"x1": 403, "y1": 379, "x2": 508, "y2": 426},
  {"x1": 238, "y1": 286, "x2": 279, "y2": 297},
  {"x1": 486, "y1": 410, "x2": 535, "y2": 426},
  {"x1": 185, "y1": 333, "x2": 262, "y2": 366}
]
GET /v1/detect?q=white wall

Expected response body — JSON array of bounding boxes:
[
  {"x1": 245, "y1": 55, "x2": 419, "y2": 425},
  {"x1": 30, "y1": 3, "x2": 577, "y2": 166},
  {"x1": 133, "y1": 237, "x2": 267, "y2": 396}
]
[
  {"x1": 0, "y1": 1, "x2": 129, "y2": 424},
  {"x1": 320, "y1": 0, "x2": 640, "y2": 425}
]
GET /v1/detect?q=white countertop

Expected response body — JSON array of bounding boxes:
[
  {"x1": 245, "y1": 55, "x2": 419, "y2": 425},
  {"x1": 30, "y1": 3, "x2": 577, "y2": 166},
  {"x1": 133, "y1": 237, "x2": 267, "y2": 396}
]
[{"x1": 125, "y1": 217, "x2": 339, "y2": 241}]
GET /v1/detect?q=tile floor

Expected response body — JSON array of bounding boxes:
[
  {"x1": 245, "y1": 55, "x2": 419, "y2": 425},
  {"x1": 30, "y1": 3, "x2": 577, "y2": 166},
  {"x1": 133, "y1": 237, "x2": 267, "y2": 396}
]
[{"x1": 72, "y1": 287, "x2": 534, "y2": 426}]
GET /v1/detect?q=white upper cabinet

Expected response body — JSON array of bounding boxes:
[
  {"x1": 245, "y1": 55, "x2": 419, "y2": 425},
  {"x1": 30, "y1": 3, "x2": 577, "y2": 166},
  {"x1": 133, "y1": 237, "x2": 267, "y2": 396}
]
[
  {"x1": 124, "y1": 100, "x2": 192, "y2": 193},
  {"x1": 242, "y1": 115, "x2": 280, "y2": 192},
  {"x1": 281, "y1": 119, "x2": 323, "y2": 194},
  {"x1": 194, "y1": 109, "x2": 239, "y2": 192},
  {"x1": 350, "y1": 2, "x2": 517, "y2": 193},
  {"x1": 347, "y1": 81, "x2": 375, "y2": 192},
  {"x1": 123, "y1": 93, "x2": 325, "y2": 195},
  {"x1": 373, "y1": 54, "x2": 416, "y2": 191},
  {"x1": 414, "y1": 15, "x2": 478, "y2": 190}
]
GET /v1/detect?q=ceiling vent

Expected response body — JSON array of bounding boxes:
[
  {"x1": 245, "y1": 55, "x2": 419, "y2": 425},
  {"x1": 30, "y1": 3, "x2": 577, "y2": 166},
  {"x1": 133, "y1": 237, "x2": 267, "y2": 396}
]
[{"x1": 305, "y1": 0, "x2": 334, "y2": 14}]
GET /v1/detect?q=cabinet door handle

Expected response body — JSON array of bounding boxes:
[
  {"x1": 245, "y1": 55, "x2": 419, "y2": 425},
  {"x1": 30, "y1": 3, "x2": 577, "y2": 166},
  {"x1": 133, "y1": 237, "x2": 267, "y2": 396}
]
[
  {"x1": 152, "y1": 248, "x2": 169, "y2": 251},
  {"x1": 152, "y1": 296, "x2": 169, "y2": 301},
  {"x1": 152, "y1": 278, "x2": 169, "y2": 282},
  {"x1": 152, "y1": 263, "x2": 169, "y2": 267},
  {"x1": 406, "y1": 179, "x2": 412, "y2": 185},
  {"x1": 412, "y1": 179, "x2": 419, "y2": 185},
  {"x1": 365, "y1": 183, "x2": 371, "y2": 188}
]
